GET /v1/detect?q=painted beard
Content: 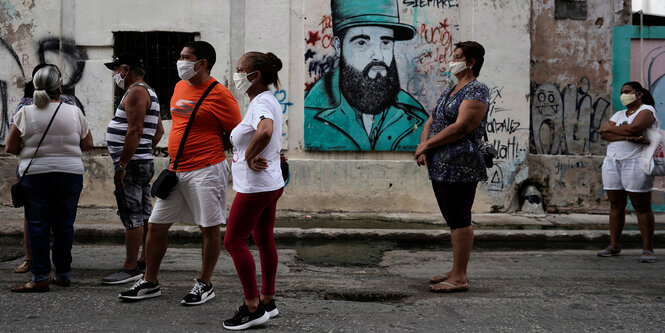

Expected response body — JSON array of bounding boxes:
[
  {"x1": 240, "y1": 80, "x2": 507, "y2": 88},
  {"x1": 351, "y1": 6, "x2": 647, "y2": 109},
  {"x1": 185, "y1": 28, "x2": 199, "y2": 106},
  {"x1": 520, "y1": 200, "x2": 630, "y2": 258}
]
[{"x1": 339, "y1": 57, "x2": 401, "y2": 115}]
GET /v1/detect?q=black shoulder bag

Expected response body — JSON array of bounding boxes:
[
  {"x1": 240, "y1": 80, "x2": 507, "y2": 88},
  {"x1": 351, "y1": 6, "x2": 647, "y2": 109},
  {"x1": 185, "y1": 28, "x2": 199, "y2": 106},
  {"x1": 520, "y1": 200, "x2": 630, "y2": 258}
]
[
  {"x1": 11, "y1": 102, "x2": 63, "y2": 208},
  {"x1": 151, "y1": 81, "x2": 219, "y2": 199}
]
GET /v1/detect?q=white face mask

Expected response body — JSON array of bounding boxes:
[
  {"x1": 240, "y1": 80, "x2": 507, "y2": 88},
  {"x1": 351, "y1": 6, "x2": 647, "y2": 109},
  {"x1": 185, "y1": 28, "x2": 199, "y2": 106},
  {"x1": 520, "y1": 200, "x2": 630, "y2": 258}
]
[
  {"x1": 449, "y1": 61, "x2": 469, "y2": 75},
  {"x1": 233, "y1": 72, "x2": 256, "y2": 94},
  {"x1": 177, "y1": 60, "x2": 200, "y2": 81},
  {"x1": 113, "y1": 72, "x2": 126, "y2": 90},
  {"x1": 620, "y1": 93, "x2": 637, "y2": 106}
]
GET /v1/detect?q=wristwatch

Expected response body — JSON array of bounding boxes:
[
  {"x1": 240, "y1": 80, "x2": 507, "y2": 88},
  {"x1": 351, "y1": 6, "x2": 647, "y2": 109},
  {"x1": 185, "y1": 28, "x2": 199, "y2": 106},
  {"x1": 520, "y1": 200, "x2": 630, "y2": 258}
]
[{"x1": 115, "y1": 164, "x2": 126, "y2": 172}]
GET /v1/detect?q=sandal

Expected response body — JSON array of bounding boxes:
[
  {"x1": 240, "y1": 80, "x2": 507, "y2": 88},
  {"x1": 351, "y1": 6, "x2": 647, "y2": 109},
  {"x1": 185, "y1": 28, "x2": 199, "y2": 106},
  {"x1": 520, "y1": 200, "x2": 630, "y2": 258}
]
[
  {"x1": 14, "y1": 259, "x2": 31, "y2": 273},
  {"x1": 429, "y1": 281, "x2": 469, "y2": 293},
  {"x1": 640, "y1": 250, "x2": 656, "y2": 263},
  {"x1": 429, "y1": 274, "x2": 451, "y2": 284},
  {"x1": 11, "y1": 280, "x2": 49, "y2": 293}
]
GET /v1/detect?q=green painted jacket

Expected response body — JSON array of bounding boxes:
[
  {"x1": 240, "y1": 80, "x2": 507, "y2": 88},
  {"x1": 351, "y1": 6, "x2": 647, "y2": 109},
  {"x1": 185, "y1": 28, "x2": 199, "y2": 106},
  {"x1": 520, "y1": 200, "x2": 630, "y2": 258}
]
[{"x1": 304, "y1": 68, "x2": 428, "y2": 151}]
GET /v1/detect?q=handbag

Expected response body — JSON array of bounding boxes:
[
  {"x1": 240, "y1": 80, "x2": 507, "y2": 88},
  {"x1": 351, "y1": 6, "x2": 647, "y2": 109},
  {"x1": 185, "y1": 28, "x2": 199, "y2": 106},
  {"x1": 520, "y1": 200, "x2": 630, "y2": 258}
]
[
  {"x1": 151, "y1": 81, "x2": 219, "y2": 199},
  {"x1": 11, "y1": 102, "x2": 63, "y2": 208},
  {"x1": 641, "y1": 128, "x2": 665, "y2": 176},
  {"x1": 479, "y1": 131, "x2": 497, "y2": 169}
]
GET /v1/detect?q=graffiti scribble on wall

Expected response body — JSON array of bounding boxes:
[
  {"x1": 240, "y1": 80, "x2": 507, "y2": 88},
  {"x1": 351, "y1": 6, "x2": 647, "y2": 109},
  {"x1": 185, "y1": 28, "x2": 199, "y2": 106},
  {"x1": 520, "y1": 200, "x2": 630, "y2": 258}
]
[
  {"x1": 0, "y1": 36, "x2": 88, "y2": 141},
  {"x1": 530, "y1": 77, "x2": 611, "y2": 156},
  {"x1": 304, "y1": 0, "x2": 458, "y2": 151}
]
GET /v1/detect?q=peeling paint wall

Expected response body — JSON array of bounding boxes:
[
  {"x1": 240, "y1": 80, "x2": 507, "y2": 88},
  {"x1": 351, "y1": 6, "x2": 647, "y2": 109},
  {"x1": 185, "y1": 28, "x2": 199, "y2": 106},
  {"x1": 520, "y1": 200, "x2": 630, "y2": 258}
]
[
  {"x1": 529, "y1": 0, "x2": 665, "y2": 212},
  {"x1": 0, "y1": 0, "x2": 625, "y2": 214}
]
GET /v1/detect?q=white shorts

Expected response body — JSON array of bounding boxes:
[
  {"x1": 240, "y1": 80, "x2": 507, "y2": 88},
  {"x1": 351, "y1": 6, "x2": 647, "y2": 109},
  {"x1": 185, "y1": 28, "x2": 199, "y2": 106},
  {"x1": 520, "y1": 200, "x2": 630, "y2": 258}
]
[
  {"x1": 149, "y1": 161, "x2": 229, "y2": 227},
  {"x1": 602, "y1": 157, "x2": 654, "y2": 193}
]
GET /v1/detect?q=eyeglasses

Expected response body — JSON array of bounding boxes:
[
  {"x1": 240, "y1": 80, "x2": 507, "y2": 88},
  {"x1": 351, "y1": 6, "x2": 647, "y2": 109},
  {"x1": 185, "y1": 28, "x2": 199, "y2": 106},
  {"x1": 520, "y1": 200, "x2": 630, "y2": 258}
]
[{"x1": 452, "y1": 54, "x2": 466, "y2": 61}]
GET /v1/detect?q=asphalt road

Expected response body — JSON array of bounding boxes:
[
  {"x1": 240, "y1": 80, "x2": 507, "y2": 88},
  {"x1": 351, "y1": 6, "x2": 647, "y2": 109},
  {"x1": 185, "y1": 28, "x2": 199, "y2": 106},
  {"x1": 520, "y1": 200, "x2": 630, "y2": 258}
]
[{"x1": 0, "y1": 242, "x2": 663, "y2": 332}]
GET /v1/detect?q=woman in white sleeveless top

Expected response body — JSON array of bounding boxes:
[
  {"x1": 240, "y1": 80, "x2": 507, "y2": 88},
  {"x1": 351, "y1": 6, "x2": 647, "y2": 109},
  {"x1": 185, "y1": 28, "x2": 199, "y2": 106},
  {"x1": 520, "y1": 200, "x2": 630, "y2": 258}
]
[
  {"x1": 6, "y1": 65, "x2": 93, "y2": 292},
  {"x1": 598, "y1": 81, "x2": 657, "y2": 263}
]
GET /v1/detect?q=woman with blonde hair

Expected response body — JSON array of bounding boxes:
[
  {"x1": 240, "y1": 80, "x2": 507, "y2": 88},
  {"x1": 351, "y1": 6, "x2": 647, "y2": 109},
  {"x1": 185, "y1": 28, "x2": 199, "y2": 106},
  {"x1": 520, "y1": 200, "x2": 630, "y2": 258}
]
[{"x1": 6, "y1": 65, "x2": 93, "y2": 292}]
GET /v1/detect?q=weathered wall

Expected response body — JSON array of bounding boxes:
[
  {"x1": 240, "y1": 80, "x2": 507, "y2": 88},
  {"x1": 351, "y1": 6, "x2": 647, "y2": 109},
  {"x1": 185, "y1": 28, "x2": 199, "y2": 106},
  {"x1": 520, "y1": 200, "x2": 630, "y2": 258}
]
[
  {"x1": 2, "y1": 0, "x2": 640, "y2": 214},
  {"x1": 527, "y1": 0, "x2": 665, "y2": 212}
]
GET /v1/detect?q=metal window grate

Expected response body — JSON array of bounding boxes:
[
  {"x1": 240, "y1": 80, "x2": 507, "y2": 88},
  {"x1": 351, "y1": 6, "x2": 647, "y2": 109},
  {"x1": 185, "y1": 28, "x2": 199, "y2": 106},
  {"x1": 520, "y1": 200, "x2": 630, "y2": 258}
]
[{"x1": 112, "y1": 31, "x2": 198, "y2": 119}]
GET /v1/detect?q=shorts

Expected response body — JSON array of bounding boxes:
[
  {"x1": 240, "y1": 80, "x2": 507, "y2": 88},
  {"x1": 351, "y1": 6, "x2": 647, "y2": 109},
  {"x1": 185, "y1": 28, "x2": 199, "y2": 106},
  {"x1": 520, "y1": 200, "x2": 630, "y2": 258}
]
[
  {"x1": 602, "y1": 157, "x2": 654, "y2": 193},
  {"x1": 149, "y1": 161, "x2": 229, "y2": 227},
  {"x1": 431, "y1": 181, "x2": 477, "y2": 230},
  {"x1": 114, "y1": 161, "x2": 155, "y2": 230}
]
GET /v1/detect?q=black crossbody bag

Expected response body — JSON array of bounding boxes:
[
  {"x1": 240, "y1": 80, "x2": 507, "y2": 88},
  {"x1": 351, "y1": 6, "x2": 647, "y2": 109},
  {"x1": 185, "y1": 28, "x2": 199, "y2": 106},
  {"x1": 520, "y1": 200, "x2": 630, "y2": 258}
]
[
  {"x1": 151, "y1": 81, "x2": 219, "y2": 199},
  {"x1": 11, "y1": 102, "x2": 63, "y2": 207}
]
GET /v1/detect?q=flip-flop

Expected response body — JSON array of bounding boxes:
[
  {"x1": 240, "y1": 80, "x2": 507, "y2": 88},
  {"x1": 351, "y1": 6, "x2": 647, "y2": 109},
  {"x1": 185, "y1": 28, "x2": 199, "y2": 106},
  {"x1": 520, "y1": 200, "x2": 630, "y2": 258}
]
[
  {"x1": 429, "y1": 281, "x2": 469, "y2": 293},
  {"x1": 14, "y1": 260, "x2": 31, "y2": 274},
  {"x1": 429, "y1": 274, "x2": 451, "y2": 284}
]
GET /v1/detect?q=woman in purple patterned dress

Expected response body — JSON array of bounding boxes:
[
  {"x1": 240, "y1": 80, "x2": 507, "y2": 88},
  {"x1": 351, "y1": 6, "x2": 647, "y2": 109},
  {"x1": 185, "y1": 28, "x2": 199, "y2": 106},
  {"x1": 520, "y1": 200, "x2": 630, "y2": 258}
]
[{"x1": 415, "y1": 41, "x2": 490, "y2": 293}]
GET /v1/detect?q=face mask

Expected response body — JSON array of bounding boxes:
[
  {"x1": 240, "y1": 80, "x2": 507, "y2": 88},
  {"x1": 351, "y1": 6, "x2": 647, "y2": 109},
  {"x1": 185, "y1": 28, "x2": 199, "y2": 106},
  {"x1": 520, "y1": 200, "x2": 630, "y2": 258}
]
[
  {"x1": 177, "y1": 60, "x2": 200, "y2": 81},
  {"x1": 113, "y1": 72, "x2": 126, "y2": 90},
  {"x1": 233, "y1": 72, "x2": 256, "y2": 94},
  {"x1": 620, "y1": 93, "x2": 637, "y2": 106},
  {"x1": 449, "y1": 61, "x2": 469, "y2": 75}
]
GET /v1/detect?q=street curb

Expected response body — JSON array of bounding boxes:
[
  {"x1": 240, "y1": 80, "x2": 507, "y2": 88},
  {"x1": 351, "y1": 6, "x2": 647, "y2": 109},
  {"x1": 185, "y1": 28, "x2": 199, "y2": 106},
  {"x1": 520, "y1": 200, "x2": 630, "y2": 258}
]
[{"x1": 1, "y1": 224, "x2": 661, "y2": 243}]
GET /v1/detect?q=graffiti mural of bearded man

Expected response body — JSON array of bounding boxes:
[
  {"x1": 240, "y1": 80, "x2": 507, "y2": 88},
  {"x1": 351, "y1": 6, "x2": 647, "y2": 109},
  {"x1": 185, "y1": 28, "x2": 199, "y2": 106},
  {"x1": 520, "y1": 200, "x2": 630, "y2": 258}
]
[{"x1": 304, "y1": 0, "x2": 428, "y2": 151}]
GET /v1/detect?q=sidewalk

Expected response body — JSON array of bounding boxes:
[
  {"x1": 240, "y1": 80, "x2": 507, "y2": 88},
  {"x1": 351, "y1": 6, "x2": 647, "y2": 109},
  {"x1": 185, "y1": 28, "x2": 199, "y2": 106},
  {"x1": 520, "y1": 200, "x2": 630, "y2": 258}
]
[{"x1": 1, "y1": 205, "x2": 664, "y2": 243}]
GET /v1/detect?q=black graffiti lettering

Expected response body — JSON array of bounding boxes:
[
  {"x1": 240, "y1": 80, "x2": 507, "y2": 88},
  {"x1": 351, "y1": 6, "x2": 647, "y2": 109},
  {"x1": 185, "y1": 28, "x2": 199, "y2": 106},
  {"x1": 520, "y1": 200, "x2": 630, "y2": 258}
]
[
  {"x1": 1, "y1": 37, "x2": 89, "y2": 140},
  {"x1": 0, "y1": 80, "x2": 8, "y2": 140},
  {"x1": 402, "y1": 0, "x2": 459, "y2": 9},
  {"x1": 307, "y1": 54, "x2": 336, "y2": 78},
  {"x1": 492, "y1": 136, "x2": 520, "y2": 160},
  {"x1": 530, "y1": 78, "x2": 611, "y2": 155},
  {"x1": 486, "y1": 117, "x2": 521, "y2": 135},
  {"x1": 37, "y1": 37, "x2": 88, "y2": 89}
]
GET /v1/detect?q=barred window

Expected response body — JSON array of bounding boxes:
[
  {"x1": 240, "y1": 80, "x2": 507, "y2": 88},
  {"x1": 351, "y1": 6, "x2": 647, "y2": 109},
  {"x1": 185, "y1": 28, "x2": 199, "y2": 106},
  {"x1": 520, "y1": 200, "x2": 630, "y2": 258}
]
[{"x1": 112, "y1": 31, "x2": 198, "y2": 119}]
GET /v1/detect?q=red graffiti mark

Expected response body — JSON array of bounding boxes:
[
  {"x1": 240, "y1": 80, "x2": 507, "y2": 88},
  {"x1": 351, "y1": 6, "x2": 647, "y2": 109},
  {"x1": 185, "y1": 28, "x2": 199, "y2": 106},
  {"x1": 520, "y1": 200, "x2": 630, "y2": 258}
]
[
  {"x1": 319, "y1": 15, "x2": 333, "y2": 34},
  {"x1": 306, "y1": 31, "x2": 321, "y2": 46},
  {"x1": 305, "y1": 79, "x2": 319, "y2": 92},
  {"x1": 321, "y1": 34, "x2": 334, "y2": 48},
  {"x1": 419, "y1": 19, "x2": 453, "y2": 49}
]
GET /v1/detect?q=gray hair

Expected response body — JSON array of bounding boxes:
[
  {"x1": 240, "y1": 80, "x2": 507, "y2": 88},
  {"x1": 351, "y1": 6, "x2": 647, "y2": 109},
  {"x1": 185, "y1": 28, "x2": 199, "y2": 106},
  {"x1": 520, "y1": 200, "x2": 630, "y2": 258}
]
[{"x1": 33, "y1": 65, "x2": 62, "y2": 108}]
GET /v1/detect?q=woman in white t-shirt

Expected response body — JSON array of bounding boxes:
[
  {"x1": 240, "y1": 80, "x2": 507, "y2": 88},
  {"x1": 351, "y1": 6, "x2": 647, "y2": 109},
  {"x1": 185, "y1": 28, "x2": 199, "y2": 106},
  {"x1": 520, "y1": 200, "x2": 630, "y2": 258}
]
[
  {"x1": 222, "y1": 51, "x2": 285, "y2": 330},
  {"x1": 598, "y1": 81, "x2": 657, "y2": 263},
  {"x1": 6, "y1": 65, "x2": 93, "y2": 292}
]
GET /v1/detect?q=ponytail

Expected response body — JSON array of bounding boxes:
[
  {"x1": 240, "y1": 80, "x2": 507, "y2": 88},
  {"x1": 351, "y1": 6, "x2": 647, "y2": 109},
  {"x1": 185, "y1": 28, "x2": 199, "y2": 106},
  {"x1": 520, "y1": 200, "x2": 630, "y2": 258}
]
[
  {"x1": 244, "y1": 51, "x2": 283, "y2": 90},
  {"x1": 32, "y1": 65, "x2": 62, "y2": 108},
  {"x1": 623, "y1": 81, "x2": 655, "y2": 107}
]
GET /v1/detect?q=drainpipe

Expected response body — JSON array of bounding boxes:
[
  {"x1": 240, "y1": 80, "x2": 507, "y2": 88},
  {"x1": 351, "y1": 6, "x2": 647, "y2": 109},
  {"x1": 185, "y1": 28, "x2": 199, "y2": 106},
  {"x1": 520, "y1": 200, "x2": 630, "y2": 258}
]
[{"x1": 59, "y1": 0, "x2": 64, "y2": 70}]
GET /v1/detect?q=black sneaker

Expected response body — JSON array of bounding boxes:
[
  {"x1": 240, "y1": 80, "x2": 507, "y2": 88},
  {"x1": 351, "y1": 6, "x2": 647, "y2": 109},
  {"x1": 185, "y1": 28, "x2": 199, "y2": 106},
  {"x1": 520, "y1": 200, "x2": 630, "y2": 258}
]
[
  {"x1": 223, "y1": 303, "x2": 270, "y2": 330},
  {"x1": 263, "y1": 299, "x2": 279, "y2": 318},
  {"x1": 118, "y1": 278, "x2": 160, "y2": 300},
  {"x1": 102, "y1": 268, "x2": 143, "y2": 285},
  {"x1": 181, "y1": 279, "x2": 215, "y2": 306}
]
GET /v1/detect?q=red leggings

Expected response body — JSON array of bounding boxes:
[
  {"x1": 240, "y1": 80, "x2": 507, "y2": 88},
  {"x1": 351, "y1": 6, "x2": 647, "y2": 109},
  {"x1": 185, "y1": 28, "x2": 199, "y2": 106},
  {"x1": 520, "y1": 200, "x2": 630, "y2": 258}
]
[{"x1": 224, "y1": 188, "x2": 283, "y2": 299}]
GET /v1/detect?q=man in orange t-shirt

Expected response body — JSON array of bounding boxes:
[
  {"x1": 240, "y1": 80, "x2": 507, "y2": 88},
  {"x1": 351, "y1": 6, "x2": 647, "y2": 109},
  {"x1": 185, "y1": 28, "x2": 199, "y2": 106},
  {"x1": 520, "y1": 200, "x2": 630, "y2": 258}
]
[{"x1": 119, "y1": 41, "x2": 241, "y2": 306}]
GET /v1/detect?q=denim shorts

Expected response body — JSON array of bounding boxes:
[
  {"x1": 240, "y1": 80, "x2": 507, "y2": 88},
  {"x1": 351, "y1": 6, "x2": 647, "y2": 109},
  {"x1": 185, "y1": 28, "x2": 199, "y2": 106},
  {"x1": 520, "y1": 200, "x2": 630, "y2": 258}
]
[{"x1": 114, "y1": 161, "x2": 155, "y2": 229}]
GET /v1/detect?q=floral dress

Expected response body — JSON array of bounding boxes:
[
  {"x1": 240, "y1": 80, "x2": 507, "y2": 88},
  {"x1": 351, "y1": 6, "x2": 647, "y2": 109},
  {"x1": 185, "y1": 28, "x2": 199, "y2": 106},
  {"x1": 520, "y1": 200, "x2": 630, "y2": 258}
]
[{"x1": 427, "y1": 80, "x2": 490, "y2": 183}]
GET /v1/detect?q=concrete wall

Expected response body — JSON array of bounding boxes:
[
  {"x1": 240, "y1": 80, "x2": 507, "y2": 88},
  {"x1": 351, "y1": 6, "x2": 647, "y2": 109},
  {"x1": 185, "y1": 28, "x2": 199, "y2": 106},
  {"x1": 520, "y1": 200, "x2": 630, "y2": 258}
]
[
  {"x1": 1, "y1": 0, "x2": 653, "y2": 213},
  {"x1": 528, "y1": 0, "x2": 664, "y2": 212}
]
